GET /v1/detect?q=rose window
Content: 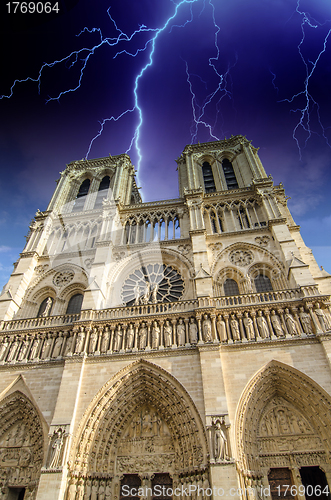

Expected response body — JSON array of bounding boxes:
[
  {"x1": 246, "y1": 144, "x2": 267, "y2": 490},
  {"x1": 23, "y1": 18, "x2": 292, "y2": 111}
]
[
  {"x1": 229, "y1": 249, "x2": 253, "y2": 267},
  {"x1": 121, "y1": 263, "x2": 184, "y2": 306}
]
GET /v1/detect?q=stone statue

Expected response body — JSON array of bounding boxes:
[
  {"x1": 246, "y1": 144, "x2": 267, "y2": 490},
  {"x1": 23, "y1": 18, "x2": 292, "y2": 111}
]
[
  {"x1": 105, "y1": 480, "x2": 112, "y2": 500},
  {"x1": 49, "y1": 429, "x2": 64, "y2": 468},
  {"x1": 245, "y1": 274, "x2": 254, "y2": 293},
  {"x1": 75, "y1": 328, "x2": 85, "y2": 353},
  {"x1": 299, "y1": 307, "x2": 313, "y2": 334},
  {"x1": 98, "y1": 481, "x2": 106, "y2": 500},
  {"x1": 134, "y1": 284, "x2": 141, "y2": 305},
  {"x1": 76, "y1": 479, "x2": 85, "y2": 500},
  {"x1": 243, "y1": 312, "x2": 255, "y2": 340},
  {"x1": 202, "y1": 314, "x2": 212, "y2": 342},
  {"x1": 41, "y1": 334, "x2": 52, "y2": 359},
  {"x1": 151, "y1": 321, "x2": 160, "y2": 349},
  {"x1": 230, "y1": 315, "x2": 240, "y2": 341},
  {"x1": 189, "y1": 318, "x2": 198, "y2": 344},
  {"x1": 214, "y1": 420, "x2": 229, "y2": 461},
  {"x1": 256, "y1": 311, "x2": 269, "y2": 339},
  {"x1": 113, "y1": 325, "x2": 123, "y2": 351},
  {"x1": 216, "y1": 316, "x2": 227, "y2": 342},
  {"x1": 151, "y1": 283, "x2": 158, "y2": 303},
  {"x1": 142, "y1": 281, "x2": 151, "y2": 304},
  {"x1": 177, "y1": 318, "x2": 186, "y2": 345},
  {"x1": 91, "y1": 479, "x2": 99, "y2": 500},
  {"x1": 270, "y1": 310, "x2": 285, "y2": 337},
  {"x1": 42, "y1": 297, "x2": 53, "y2": 317},
  {"x1": 89, "y1": 328, "x2": 98, "y2": 353},
  {"x1": 64, "y1": 335, "x2": 73, "y2": 355},
  {"x1": 52, "y1": 334, "x2": 63, "y2": 358},
  {"x1": 284, "y1": 308, "x2": 298, "y2": 336},
  {"x1": 17, "y1": 336, "x2": 29, "y2": 361},
  {"x1": 101, "y1": 327, "x2": 110, "y2": 353},
  {"x1": 29, "y1": 337, "x2": 40, "y2": 360},
  {"x1": 84, "y1": 480, "x2": 92, "y2": 500},
  {"x1": 139, "y1": 322, "x2": 147, "y2": 349},
  {"x1": 0, "y1": 338, "x2": 8, "y2": 361},
  {"x1": 126, "y1": 324, "x2": 134, "y2": 350},
  {"x1": 7, "y1": 337, "x2": 19, "y2": 361},
  {"x1": 315, "y1": 303, "x2": 331, "y2": 332},
  {"x1": 164, "y1": 320, "x2": 172, "y2": 347},
  {"x1": 67, "y1": 479, "x2": 77, "y2": 500}
]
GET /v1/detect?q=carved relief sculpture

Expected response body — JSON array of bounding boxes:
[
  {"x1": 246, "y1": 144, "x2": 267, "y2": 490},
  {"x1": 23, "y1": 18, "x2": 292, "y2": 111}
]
[
  {"x1": 189, "y1": 318, "x2": 198, "y2": 344},
  {"x1": 177, "y1": 318, "x2": 186, "y2": 346},
  {"x1": 202, "y1": 314, "x2": 212, "y2": 342},
  {"x1": 270, "y1": 310, "x2": 285, "y2": 337},
  {"x1": 243, "y1": 312, "x2": 255, "y2": 340},
  {"x1": 216, "y1": 316, "x2": 227, "y2": 342},
  {"x1": 256, "y1": 311, "x2": 269, "y2": 339}
]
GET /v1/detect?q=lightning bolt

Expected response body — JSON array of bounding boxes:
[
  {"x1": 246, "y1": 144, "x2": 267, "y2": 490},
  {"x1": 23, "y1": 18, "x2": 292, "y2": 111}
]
[
  {"x1": 1, "y1": 0, "x2": 207, "y2": 180},
  {"x1": 183, "y1": 0, "x2": 237, "y2": 144},
  {"x1": 279, "y1": 0, "x2": 331, "y2": 157}
]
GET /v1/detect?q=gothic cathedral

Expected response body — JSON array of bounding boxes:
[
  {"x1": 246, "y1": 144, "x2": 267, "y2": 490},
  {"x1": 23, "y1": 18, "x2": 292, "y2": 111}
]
[{"x1": 0, "y1": 135, "x2": 331, "y2": 500}]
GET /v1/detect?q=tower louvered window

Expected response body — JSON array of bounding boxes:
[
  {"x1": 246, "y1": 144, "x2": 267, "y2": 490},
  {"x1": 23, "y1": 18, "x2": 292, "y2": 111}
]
[
  {"x1": 202, "y1": 162, "x2": 216, "y2": 193},
  {"x1": 222, "y1": 159, "x2": 239, "y2": 190}
]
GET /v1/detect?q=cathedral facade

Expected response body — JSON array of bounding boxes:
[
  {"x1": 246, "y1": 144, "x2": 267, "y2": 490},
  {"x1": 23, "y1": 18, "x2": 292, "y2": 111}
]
[{"x1": 0, "y1": 135, "x2": 331, "y2": 500}]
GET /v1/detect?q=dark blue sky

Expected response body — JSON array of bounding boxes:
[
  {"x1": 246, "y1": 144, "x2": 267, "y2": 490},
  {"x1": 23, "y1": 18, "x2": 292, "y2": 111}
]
[{"x1": 1, "y1": 0, "x2": 331, "y2": 289}]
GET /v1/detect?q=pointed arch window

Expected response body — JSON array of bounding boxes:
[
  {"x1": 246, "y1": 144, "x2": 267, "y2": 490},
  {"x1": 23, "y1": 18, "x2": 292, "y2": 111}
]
[
  {"x1": 223, "y1": 278, "x2": 239, "y2": 296},
  {"x1": 254, "y1": 273, "x2": 273, "y2": 293},
  {"x1": 222, "y1": 159, "x2": 239, "y2": 190},
  {"x1": 202, "y1": 162, "x2": 216, "y2": 193},
  {"x1": 66, "y1": 294, "x2": 83, "y2": 315},
  {"x1": 73, "y1": 179, "x2": 90, "y2": 211},
  {"x1": 94, "y1": 175, "x2": 111, "y2": 209}
]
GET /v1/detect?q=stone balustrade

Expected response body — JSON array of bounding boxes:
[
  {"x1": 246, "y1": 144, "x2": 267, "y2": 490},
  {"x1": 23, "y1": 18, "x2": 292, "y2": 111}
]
[{"x1": 0, "y1": 298, "x2": 330, "y2": 366}]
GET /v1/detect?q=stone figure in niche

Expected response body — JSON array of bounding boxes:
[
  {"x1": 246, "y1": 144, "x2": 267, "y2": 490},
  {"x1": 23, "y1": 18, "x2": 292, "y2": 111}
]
[
  {"x1": 52, "y1": 334, "x2": 63, "y2": 358},
  {"x1": 64, "y1": 335, "x2": 73, "y2": 355},
  {"x1": 89, "y1": 328, "x2": 98, "y2": 353},
  {"x1": 142, "y1": 281, "x2": 151, "y2": 304},
  {"x1": 84, "y1": 480, "x2": 92, "y2": 500},
  {"x1": 270, "y1": 310, "x2": 285, "y2": 337},
  {"x1": 7, "y1": 337, "x2": 19, "y2": 361},
  {"x1": 17, "y1": 336, "x2": 29, "y2": 361},
  {"x1": 276, "y1": 409, "x2": 291, "y2": 434},
  {"x1": 256, "y1": 311, "x2": 269, "y2": 339},
  {"x1": 126, "y1": 324, "x2": 134, "y2": 350},
  {"x1": 67, "y1": 479, "x2": 77, "y2": 500},
  {"x1": 42, "y1": 297, "x2": 53, "y2": 317},
  {"x1": 284, "y1": 308, "x2": 299, "y2": 336},
  {"x1": 49, "y1": 428, "x2": 64, "y2": 468},
  {"x1": 245, "y1": 274, "x2": 254, "y2": 294},
  {"x1": 98, "y1": 480, "x2": 106, "y2": 500},
  {"x1": 230, "y1": 315, "x2": 240, "y2": 341},
  {"x1": 243, "y1": 312, "x2": 255, "y2": 340},
  {"x1": 91, "y1": 480, "x2": 98, "y2": 500},
  {"x1": 151, "y1": 283, "x2": 158, "y2": 303},
  {"x1": 139, "y1": 322, "x2": 147, "y2": 349},
  {"x1": 0, "y1": 338, "x2": 8, "y2": 361},
  {"x1": 41, "y1": 334, "x2": 52, "y2": 359},
  {"x1": 177, "y1": 318, "x2": 186, "y2": 345},
  {"x1": 299, "y1": 307, "x2": 313, "y2": 334},
  {"x1": 202, "y1": 314, "x2": 212, "y2": 342},
  {"x1": 101, "y1": 327, "x2": 110, "y2": 353},
  {"x1": 113, "y1": 325, "x2": 123, "y2": 351},
  {"x1": 216, "y1": 315, "x2": 227, "y2": 342},
  {"x1": 214, "y1": 420, "x2": 229, "y2": 461},
  {"x1": 76, "y1": 479, "x2": 85, "y2": 500},
  {"x1": 105, "y1": 480, "x2": 112, "y2": 500},
  {"x1": 75, "y1": 328, "x2": 85, "y2": 353},
  {"x1": 29, "y1": 337, "x2": 40, "y2": 359},
  {"x1": 151, "y1": 321, "x2": 160, "y2": 349},
  {"x1": 189, "y1": 317, "x2": 198, "y2": 344},
  {"x1": 164, "y1": 320, "x2": 172, "y2": 347},
  {"x1": 315, "y1": 303, "x2": 331, "y2": 332}
]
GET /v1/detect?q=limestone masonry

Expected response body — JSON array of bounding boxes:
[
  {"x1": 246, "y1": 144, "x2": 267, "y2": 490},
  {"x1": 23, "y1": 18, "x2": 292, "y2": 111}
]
[{"x1": 0, "y1": 135, "x2": 331, "y2": 500}]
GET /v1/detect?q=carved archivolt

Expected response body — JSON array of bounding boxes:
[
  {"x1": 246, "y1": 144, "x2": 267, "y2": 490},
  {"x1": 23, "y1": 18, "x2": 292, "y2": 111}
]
[
  {"x1": 235, "y1": 360, "x2": 331, "y2": 477},
  {"x1": 0, "y1": 391, "x2": 46, "y2": 499},
  {"x1": 69, "y1": 360, "x2": 208, "y2": 477}
]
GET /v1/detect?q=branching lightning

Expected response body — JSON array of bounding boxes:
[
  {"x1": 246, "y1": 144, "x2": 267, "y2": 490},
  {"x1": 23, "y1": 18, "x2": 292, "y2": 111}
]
[{"x1": 278, "y1": 0, "x2": 331, "y2": 157}]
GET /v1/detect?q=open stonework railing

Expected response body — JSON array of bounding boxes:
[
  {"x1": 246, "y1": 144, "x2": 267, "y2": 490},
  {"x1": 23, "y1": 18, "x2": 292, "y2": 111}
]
[{"x1": 0, "y1": 287, "x2": 330, "y2": 366}]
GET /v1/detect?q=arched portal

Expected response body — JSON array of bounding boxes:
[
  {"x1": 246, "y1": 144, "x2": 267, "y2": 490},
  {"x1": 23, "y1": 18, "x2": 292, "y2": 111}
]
[
  {"x1": 235, "y1": 360, "x2": 331, "y2": 494},
  {"x1": 0, "y1": 390, "x2": 46, "y2": 499},
  {"x1": 68, "y1": 360, "x2": 209, "y2": 498}
]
